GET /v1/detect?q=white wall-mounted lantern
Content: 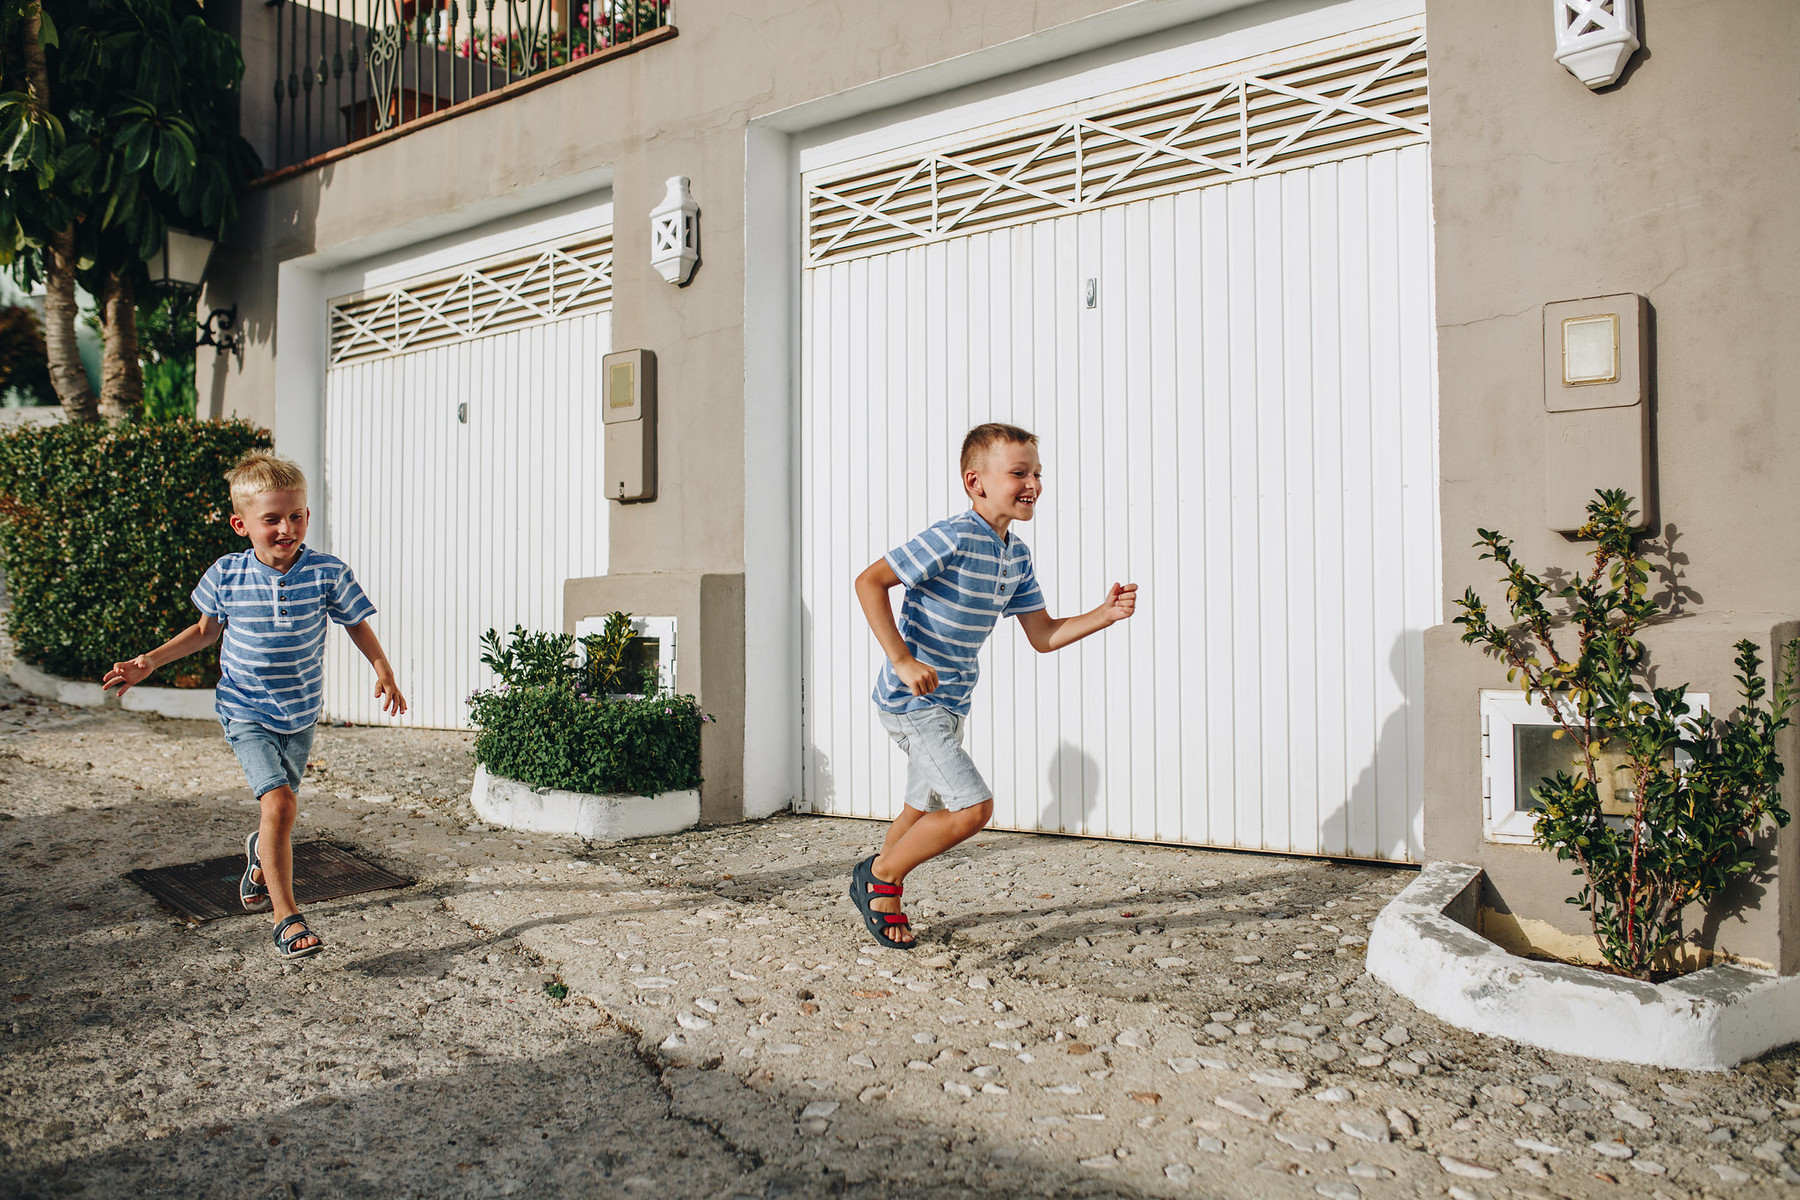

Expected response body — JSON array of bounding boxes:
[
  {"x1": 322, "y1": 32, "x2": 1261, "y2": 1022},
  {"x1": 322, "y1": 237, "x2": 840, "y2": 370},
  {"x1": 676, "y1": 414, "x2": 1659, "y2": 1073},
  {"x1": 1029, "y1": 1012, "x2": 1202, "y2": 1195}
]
[
  {"x1": 1553, "y1": 0, "x2": 1640, "y2": 89},
  {"x1": 649, "y1": 175, "x2": 700, "y2": 286},
  {"x1": 145, "y1": 227, "x2": 216, "y2": 294}
]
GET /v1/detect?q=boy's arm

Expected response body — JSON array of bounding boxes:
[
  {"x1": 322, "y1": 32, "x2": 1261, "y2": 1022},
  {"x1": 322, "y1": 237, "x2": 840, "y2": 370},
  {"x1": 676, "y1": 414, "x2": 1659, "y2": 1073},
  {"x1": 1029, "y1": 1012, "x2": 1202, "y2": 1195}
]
[
  {"x1": 854, "y1": 558, "x2": 938, "y2": 696},
  {"x1": 344, "y1": 620, "x2": 408, "y2": 715},
  {"x1": 1015, "y1": 582, "x2": 1138, "y2": 653},
  {"x1": 103, "y1": 615, "x2": 225, "y2": 696}
]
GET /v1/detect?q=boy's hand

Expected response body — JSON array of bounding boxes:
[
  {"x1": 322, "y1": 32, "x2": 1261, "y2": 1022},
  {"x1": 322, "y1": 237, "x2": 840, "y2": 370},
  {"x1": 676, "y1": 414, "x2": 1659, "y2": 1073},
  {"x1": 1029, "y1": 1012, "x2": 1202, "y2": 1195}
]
[
  {"x1": 894, "y1": 655, "x2": 939, "y2": 697},
  {"x1": 374, "y1": 671, "x2": 408, "y2": 716},
  {"x1": 102, "y1": 656, "x2": 155, "y2": 697},
  {"x1": 1101, "y1": 582, "x2": 1138, "y2": 624}
]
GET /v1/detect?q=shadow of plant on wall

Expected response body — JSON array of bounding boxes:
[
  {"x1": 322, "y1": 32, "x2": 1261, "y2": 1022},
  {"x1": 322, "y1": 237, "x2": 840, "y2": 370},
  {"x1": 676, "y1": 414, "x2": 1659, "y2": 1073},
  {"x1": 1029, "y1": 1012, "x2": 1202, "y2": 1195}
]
[{"x1": 1453, "y1": 488, "x2": 1798, "y2": 980}]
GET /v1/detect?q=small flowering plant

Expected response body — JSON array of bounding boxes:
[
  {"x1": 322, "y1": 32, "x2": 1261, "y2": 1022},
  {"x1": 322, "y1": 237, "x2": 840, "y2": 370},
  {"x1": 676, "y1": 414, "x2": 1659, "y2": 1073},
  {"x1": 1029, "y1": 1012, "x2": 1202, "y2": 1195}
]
[
  {"x1": 1454, "y1": 489, "x2": 1796, "y2": 979},
  {"x1": 468, "y1": 619, "x2": 708, "y2": 797}
]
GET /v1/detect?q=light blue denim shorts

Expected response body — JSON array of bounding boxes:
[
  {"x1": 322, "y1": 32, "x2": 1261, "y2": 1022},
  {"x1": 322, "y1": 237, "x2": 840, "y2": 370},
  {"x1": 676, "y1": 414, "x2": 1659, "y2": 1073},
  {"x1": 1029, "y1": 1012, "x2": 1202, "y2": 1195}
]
[
  {"x1": 220, "y1": 719, "x2": 316, "y2": 800},
  {"x1": 877, "y1": 705, "x2": 992, "y2": 812}
]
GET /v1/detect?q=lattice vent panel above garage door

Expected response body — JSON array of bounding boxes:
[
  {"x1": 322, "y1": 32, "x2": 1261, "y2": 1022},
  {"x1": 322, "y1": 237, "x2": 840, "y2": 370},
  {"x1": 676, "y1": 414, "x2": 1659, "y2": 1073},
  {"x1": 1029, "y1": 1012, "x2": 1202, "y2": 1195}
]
[
  {"x1": 805, "y1": 19, "x2": 1426, "y2": 266},
  {"x1": 328, "y1": 231, "x2": 613, "y2": 365}
]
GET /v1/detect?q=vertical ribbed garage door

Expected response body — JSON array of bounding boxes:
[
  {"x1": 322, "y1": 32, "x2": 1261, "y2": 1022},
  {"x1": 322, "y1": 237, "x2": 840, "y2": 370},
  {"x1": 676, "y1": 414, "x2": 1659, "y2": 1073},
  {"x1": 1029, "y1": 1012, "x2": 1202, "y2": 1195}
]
[
  {"x1": 799, "y1": 22, "x2": 1437, "y2": 861},
  {"x1": 322, "y1": 234, "x2": 612, "y2": 728}
]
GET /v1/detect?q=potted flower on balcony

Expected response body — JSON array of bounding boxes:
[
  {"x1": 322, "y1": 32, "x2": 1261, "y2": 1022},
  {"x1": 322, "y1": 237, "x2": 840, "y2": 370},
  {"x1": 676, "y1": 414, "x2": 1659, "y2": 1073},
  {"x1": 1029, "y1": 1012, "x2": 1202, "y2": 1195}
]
[{"x1": 467, "y1": 615, "x2": 706, "y2": 841}]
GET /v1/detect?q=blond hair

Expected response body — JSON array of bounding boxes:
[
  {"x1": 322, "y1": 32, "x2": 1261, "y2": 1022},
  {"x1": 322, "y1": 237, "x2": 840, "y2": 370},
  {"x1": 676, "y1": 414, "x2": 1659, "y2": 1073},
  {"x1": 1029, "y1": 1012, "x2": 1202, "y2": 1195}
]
[
  {"x1": 959, "y1": 422, "x2": 1037, "y2": 475},
  {"x1": 225, "y1": 450, "x2": 307, "y2": 511}
]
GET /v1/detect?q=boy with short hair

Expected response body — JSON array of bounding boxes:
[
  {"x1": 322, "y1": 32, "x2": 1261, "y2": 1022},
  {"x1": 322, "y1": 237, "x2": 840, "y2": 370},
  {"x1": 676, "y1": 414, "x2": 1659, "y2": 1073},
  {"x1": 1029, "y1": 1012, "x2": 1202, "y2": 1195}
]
[
  {"x1": 105, "y1": 450, "x2": 405, "y2": 959},
  {"x1": 850, "y1": 422, "x2": 1137, "y2": 948}
]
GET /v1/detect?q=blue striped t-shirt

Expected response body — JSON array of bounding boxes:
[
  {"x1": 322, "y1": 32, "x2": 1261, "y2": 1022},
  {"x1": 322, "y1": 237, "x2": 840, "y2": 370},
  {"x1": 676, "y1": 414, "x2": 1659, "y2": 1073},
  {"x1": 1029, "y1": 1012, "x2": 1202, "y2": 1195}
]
[
  {"x1": 872, "y1": 509, "x2": 1046, "y2": 717},
  {"x1": 192, "y1": 546, "x2": 376, "y2": 734}
]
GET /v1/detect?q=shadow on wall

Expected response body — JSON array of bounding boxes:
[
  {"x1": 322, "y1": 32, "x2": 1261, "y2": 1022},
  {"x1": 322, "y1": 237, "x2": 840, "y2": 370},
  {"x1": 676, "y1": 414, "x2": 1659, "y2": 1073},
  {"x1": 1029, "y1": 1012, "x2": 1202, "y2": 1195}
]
[
  {"x1": 1321, "y1": 633, "x2": 1414, "y2": 860},
  {"x1": 1042, "y1": 740, "x2": 1101, "y2": 835}
]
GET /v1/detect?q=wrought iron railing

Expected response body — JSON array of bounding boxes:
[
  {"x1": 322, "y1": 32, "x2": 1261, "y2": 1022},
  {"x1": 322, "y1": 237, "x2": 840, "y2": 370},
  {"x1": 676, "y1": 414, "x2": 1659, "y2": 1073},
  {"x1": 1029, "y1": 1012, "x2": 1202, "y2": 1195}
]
[{"x1": 262, "y1": 0, "x2": 671, "y2": 173}]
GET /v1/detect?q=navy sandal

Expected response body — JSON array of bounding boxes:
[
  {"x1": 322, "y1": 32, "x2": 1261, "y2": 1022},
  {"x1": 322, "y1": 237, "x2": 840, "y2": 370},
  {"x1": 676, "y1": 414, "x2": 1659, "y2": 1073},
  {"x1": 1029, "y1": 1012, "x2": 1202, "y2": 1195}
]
[
  {"x1": 272, "y1": 913, "x2": 323, "y2": 959},
  {"x1": 240, "y1": 830, "x2": 271, "y2": 912},
  {"x1": 849, "y1": 855, "x2": 915, "y2": 950}
]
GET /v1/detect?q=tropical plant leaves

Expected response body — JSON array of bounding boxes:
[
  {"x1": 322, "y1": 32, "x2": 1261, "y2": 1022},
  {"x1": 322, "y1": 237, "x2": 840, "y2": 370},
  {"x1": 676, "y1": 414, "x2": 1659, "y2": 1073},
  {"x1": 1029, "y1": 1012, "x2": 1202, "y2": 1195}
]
[{"x1": 2, "y1": 0, "x2": 262, "y2": 292}]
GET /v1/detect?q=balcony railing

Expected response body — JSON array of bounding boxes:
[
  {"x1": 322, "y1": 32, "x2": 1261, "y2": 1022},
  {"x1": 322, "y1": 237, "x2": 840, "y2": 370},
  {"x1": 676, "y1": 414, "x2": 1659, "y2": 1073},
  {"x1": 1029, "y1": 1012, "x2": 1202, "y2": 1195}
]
[{"x1": 261, "y1": 0, "x2": 671, "y2": 173}]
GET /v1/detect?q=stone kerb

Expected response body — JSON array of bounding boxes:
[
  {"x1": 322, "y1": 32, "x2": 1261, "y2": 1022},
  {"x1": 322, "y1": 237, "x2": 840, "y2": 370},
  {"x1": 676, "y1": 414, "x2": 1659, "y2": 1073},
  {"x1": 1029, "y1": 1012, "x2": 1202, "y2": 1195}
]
[
  {"x1": 1367, "y1": 861, "x2": 1800, "y2": 1072},
  {"x1": 471, "y1": 765, "x2": 699, "y2": 842},
  {"x1": 9, "y1": 658, "x2": 217, "y2": 721}
]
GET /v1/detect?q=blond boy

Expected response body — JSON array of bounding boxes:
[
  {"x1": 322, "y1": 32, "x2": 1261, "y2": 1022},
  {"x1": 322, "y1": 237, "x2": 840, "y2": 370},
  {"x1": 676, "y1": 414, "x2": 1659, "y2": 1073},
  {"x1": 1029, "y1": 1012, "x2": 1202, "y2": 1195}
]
[
  {"x1": 849, "y1": 423, "x2": 1137, "y2": 948},
  {"x1": 105, "y1": 451, "x2": 405, "y2": 959}
]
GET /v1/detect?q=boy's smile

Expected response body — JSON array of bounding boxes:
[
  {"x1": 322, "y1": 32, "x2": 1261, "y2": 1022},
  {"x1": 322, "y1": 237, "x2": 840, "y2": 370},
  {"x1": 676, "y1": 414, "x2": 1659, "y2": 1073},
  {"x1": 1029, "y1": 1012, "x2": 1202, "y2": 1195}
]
[
  {"x1": 230, "y1": 489, "x2": 310, "y2": 572},
  {"x1": 965, "y1": 440, "x2": 1042, "y2": 539}
]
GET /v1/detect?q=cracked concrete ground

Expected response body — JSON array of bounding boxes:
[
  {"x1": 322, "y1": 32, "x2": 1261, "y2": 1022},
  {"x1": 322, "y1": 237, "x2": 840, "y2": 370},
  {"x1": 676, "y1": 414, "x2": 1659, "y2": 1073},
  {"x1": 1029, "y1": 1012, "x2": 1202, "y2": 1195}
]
[{"x1": 3, "y1": 684, "x2": 1799, "y2": 1199}]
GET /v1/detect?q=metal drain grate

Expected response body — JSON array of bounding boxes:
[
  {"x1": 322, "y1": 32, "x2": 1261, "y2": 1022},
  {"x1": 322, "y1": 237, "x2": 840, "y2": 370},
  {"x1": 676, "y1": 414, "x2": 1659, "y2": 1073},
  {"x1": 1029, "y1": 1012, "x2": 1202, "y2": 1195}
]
[{"x1": 126, "y1": 841, "x2": 412, "y2": 924}]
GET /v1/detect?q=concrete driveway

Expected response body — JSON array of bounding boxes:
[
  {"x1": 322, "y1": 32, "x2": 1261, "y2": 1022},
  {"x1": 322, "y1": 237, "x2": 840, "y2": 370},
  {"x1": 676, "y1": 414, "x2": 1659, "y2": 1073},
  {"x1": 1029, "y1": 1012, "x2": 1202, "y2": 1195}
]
[{"x1": 3, "y1": 685, "x2": 1796, "y2": 1198}]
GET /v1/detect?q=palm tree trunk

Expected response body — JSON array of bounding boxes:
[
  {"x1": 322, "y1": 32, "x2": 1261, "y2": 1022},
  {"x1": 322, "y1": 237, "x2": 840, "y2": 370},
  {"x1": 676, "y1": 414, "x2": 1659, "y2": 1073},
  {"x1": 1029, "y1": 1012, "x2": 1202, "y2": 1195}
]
[
  {"x1": 22, "y1": 4, "x2": 97, "y2": 422},
  {"x1": 96, "y1": 268, "x2": 143, "y2": 423},
  {"x1": 43, "y1": 232, "x2": 97, "y2": 421}
]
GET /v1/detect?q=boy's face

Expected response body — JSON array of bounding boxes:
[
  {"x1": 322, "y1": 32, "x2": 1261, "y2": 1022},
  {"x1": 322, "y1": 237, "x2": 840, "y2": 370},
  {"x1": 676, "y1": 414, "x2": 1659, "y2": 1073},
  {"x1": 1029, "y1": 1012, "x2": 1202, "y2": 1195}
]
[
  {"x1": 230, "y1": 488, "x2": 310, "y2": 570},
  {"x1": 965, "y1": 440, "x2": 1042, "y2": 525}
]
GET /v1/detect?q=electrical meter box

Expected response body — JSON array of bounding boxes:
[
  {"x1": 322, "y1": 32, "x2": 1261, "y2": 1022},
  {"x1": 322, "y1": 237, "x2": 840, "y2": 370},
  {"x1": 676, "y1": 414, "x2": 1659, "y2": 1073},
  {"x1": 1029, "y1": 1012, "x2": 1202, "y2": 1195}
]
[
  {"x1": 603, "y1": 348, "x2": 657, "y2": 502},
  {"x1": 1542, "y1": 294, "x2": 1652, "y2": 533}
]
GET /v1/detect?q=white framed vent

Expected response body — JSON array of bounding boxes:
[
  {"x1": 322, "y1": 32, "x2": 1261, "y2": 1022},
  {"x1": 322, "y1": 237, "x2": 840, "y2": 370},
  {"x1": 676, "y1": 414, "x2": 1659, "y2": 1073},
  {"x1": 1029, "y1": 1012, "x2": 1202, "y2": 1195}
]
[
  {"x1": 576, "y1": 614, "x2": 677, "y2": 695},
  {"x1": 1480, "y1": 690, "x2": 1709, "y2": 845},
  {"x1": 328, "y1": 230, "x2": 613, "y2": 365},
  {"x1": 803, "y1": 19, "x2": 1427, "y2": 267}
]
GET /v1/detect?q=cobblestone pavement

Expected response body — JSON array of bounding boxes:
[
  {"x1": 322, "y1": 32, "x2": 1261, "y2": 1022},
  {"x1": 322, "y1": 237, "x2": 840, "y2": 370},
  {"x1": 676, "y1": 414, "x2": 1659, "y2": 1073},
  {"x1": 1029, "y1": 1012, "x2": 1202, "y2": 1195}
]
[{"x1": 3, "y1": 685, "x2": 1799, "y2": 1199}]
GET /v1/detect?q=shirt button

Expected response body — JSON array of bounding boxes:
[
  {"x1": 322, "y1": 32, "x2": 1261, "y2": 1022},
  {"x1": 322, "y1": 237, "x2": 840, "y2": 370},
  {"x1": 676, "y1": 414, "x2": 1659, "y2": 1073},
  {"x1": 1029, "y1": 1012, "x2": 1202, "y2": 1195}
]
[{"x1": 279, "y1": 609, "x2": 288, "y2": 616}]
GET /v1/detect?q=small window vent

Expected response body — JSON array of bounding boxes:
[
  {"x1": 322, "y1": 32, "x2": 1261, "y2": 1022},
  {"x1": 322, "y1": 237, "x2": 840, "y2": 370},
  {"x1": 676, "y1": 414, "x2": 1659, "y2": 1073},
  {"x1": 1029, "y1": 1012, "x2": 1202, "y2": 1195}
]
[
  {"x1": 328, "y1": 231, "x2": 614, "y2": 366},
  {"x1": 804, "y1": 21, "x2": 1426, "y2": 266}
]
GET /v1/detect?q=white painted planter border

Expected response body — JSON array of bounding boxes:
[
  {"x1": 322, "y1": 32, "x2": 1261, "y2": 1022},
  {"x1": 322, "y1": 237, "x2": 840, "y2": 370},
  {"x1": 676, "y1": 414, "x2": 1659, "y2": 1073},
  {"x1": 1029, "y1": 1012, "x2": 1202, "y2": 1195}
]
[
  {"x1": 9, "y1": 659, "x2": 216, "y2": 721},
  {"x1": 1367, "y1": 861, "x2": 1800, "y2": 1071},
  {"x1": 471, "y1": 765, "x2": 698, "y2": 842}
]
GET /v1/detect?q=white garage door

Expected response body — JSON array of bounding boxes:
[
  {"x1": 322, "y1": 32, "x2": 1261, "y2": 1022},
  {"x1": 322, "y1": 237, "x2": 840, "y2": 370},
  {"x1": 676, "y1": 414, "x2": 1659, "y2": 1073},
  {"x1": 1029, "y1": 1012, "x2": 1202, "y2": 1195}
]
[
  {"x1": 322, "y1": 233, "x2": 613, "y2": 728},
  {"x1": 799, "y1": 21, "x2": 1436, "y2": 861}
]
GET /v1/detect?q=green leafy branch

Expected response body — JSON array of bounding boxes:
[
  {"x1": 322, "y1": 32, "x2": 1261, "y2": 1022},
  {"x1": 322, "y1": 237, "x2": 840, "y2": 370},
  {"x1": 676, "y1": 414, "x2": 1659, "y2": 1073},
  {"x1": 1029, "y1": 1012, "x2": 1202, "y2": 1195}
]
[{"x1": 1453, "y1": 489, "x2": 1796, "y2": 978}]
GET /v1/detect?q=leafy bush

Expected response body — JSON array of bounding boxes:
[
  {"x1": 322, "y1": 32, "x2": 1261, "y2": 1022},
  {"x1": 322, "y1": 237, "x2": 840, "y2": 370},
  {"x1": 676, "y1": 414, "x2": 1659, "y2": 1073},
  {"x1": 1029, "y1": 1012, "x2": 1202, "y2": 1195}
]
[
  {"x1": 0, "y1": 417, "x2": 269, "y2": 684},
  {"x1": 1455, "y1": 489, "x2": 1797, "y2": 979},
  {"x1": 476, "y1": 613, "x2": 641, "y2": 696},
  {"x1": 0, "y1": 306, "x2": 54, "y2": 406},
  {"x1": 127, "y1": 296, "x2": 198, "y2": 422},
  {"x1": 469, "y1": 622, "x2": 705, "y2": 797}
]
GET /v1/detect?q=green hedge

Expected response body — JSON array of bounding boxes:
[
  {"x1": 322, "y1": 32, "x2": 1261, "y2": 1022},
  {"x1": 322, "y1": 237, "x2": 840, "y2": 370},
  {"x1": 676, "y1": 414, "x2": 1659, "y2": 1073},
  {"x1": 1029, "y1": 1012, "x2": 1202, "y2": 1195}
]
[
  {"x1": 471, "y1": 684, "x2": 705, "y2": 797},
  {"x1": 468, "y1": 624, "x2": 705, "y2": 797},
  {"x1": 0, "y1": 418, "x2": 271, "y2": 685}
]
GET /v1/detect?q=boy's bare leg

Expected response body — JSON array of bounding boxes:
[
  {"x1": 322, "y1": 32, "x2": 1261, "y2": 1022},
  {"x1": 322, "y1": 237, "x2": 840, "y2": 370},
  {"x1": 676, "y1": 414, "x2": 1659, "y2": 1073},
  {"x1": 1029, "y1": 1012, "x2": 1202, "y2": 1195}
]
[
  {"x1": 868, "y1": 800, "x2": 994, "y2": 945},
  {"x1": 878, "y1": 804, "x2": 927, "y2": 859},
  {"x1": 253, "y1": 786, "x2": 319, "y2": 952}
]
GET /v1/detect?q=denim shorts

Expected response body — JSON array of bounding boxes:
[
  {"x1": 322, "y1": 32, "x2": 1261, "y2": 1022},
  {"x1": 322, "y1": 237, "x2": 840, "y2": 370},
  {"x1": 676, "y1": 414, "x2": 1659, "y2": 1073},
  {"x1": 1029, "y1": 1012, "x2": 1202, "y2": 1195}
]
[
  {"x1": 877, "y1": 705, "x2": 992, "y2": 813},
  {"x1": 220, "y1": 719, "x2": 316, "y2": 800}
]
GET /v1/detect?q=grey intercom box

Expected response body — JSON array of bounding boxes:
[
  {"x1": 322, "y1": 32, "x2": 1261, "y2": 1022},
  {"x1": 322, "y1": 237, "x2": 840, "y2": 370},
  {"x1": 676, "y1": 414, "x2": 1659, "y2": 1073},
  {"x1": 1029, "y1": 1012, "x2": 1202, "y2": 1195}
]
[
  {"x1": 1542, "y1": 293, "x2": 1652, "y2": 533},
  {"x1": 603, "y1": 349, "x2": 657, "y2": 502}
]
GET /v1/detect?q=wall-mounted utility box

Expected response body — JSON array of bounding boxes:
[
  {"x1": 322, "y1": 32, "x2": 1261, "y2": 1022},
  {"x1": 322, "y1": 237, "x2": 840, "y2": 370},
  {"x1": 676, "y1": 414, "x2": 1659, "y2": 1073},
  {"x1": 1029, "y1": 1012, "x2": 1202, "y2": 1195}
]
[
  {"x1": 1542, "y1": 294, "x2": 1652, "y2": 533},
  {"x1": 603, "y1": 348, "x2": 657, "y2": 502}
]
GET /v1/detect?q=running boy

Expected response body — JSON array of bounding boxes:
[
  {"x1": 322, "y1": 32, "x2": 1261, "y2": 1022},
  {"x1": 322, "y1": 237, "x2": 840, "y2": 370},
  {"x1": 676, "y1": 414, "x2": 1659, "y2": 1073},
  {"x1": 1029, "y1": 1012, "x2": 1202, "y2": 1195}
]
[
  {"x1": 849, "y1": 422, "x2": 1136, "y2": 948},
  {"x1": 104, "y1": 450, "x2": 405, "y2": 959}
]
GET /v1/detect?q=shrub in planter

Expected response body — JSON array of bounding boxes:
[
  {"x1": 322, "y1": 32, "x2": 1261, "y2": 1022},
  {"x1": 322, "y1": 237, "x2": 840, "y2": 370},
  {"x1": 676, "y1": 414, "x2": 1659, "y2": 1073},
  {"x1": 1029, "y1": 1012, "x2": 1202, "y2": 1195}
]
[
  {"x1": 0, "y1": 418, "x2": 270, "y2": 685},
  {"x1": 1454, "y1": 489, "x2": 1797, "y2": 979},
  {"x1": 468, "y1": 621, "x2": 705, "y2": 797}
]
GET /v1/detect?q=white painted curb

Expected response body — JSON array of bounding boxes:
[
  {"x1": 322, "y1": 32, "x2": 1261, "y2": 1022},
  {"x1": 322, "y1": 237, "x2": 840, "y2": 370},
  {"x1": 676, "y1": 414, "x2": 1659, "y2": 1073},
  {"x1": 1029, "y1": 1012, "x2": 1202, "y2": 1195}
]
[
  {"x1": 470, "y1": 765, "x2": 699, "y2": 842},
  {"x1": 9, "y1": 659, "x2": 216, "y2": 720},
  {"x1": 1367, "y1": 861, "x2": 1800, "y2": 1071}
]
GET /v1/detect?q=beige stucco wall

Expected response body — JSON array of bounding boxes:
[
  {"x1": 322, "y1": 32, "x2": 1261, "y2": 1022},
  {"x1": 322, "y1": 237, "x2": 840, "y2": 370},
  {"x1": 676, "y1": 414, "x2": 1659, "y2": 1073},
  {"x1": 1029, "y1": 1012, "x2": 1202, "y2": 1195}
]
[{"x1": 1422, "y1": 0, "x2": 1800, "y2": 970}]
